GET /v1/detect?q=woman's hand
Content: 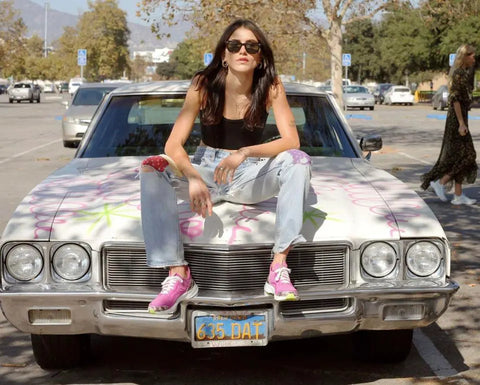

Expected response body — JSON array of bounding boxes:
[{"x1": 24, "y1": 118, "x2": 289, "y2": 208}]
[
  {"x1": 459, "y1": 122, "x2": 468, "y2": 136},
  {"x1": 188, "y1": 176, "x2": 212, "y2": 218},
  {"x1": 214, "y1": 151, "x2": 247, "y2": 184}
]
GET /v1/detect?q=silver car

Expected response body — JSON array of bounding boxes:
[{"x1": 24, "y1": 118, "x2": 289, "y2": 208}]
[
  {"x1": 0, "y1": 81, "x2": 458, "y2": 369},
  {"x1": 62, "y1": 83, "x2": 124, "y2": 148},
  {"x1": 432, "y1": 85, "x2": 449, "y2": 111},
  {"x1": 343, "y1": 85, "x2": 375, "y2": 110}
]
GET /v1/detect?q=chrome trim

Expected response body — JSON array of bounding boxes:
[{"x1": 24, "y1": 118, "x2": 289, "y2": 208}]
[{"x1": 103, "y1": 243, "x2": 348, "y2": 293}]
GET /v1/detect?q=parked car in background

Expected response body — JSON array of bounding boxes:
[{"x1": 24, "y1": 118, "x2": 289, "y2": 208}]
[
  {"x1": 42, "y1": 82, "x2": 55, "y2": 93},
  {"x1": 432, "y1": 85, "x2": 449, "y2": 111},
  {"x1": 383, "y1": 86, "x2": 414, "y2": 105},
  {"x1": 0, "y1": 81, "x2": 458, "y2": 369},
  {"x1": 316, "y1": 85, "x2": 332, "y2": 94},
  {"x1": 0, "y1": 84, "x2": 7, "y2": 94},
  {"x1": 343, "y1": 85, "x2": 375, "y2": 110},
  {"x1": 62, "y1": 82, "x2": 124, "y2": 147},
  {"x1": 373, "y1": 83, "x2": 393, "y2": 104},
  {"x1": 58, "y1": 82, "x2": 69, "y2": 93},
  {"x1": 68, "y1": 77, "x2": 85, "y2": 95},
  {"x1": 7, "y1": 83, "x2": 41, "y2": 103}
]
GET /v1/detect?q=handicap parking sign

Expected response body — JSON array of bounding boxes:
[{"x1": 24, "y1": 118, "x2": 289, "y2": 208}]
[
  {"x1": 77, "y1": 49, "x2": 87, "y2": 66},
  {"x1": 449, "y1": 53, "x2": 456, "y2": 67},
  {"x1": 342, "y1": 53, "x2": 351, "y2": 67},
  {"x1": 204, "y1": 53, "x2": 213, "y2": 66}
]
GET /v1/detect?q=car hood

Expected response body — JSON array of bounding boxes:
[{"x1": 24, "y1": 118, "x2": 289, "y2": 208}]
[
  {"x1": 1, "y1": 157, "x2": 445, "y2": 250},
  {"x1": 64, "y1": 105, "x2": 98, "y2": 121}
]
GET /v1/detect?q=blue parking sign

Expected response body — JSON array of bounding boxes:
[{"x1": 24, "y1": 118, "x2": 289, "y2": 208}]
[
  {"x1": 204, "y1": 53, "x2": 213, "y2": 66},
  {"x1": 342, "y1": 53, "x2": 351, "y2": 67},
  {"x1": 449, "y1": 53, "x2": 456, "y2": 67},
  {"x1": 77, "y1": 49, "x2": 87, "y2": 66}
]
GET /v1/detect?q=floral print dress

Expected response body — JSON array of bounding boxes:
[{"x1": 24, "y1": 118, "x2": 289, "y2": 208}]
[{"x1": 421, "y1": 67, "x2": 477, "y2": 191}]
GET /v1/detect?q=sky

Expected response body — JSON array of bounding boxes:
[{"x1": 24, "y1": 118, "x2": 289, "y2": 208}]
[{"x1": 30, "y1": 0, "x2": 149, "y2": 25}]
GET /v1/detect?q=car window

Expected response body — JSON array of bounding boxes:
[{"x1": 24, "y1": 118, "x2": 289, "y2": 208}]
[
  {"x1": 394, "y1": 87, "x2": 410, "y2": 93},
  {"x1": 14, "y1": 84, "x2": 31, "y2": 89},
  {"x1": 344, "y1": 86, "x2": 368, "y2": 94},
  {"x1": 80, "y1": 94, "x2": 357, "y2": 158},
  {"x1": 72, "y1": 88, "x2": 115, "y2": 106}
]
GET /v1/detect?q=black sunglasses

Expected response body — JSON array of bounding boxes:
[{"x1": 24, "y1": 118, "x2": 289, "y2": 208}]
[{"x1": 225, "y1": 40, "x2": 261, "y2": 54}]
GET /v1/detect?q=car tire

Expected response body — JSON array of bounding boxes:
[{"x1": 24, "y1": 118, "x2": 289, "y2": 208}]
[
  {"x1": 17, "y1": 100, "x2": 20, "y2": 103},
  {"x1": 369, "y1": 106, "x2": 374, "y2": 111},
  {"x1": 30, "y1": 97, "x2": 33, "y2": 103},
  {"x1": 31, "y1": 334, "x2": 91, "y2": 369},
  {"x1": 353, "y1": 329, "x2": 413, "y2": 363},
  {"x1": 9, "y1": 99, "x2": 13, "y2": 103}
]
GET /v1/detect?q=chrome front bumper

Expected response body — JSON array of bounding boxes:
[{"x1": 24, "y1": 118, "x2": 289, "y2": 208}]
[{"x1": 0, "y1": 280, "x2": 459, "y2": 343}]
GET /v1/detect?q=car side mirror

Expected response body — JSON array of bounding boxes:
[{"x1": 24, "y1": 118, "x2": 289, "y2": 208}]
[{"x1": 360, "y1": 134, "x2": 382, "y2": 160}]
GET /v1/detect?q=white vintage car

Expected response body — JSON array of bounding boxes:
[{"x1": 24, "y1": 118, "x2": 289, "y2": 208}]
[{"x1": 0, "y1": 81, "x2": 458, "y2": 369}]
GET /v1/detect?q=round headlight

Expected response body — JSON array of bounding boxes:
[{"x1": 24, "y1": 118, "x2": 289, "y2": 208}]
[
  {"x1": 52, "y1": 244, "x2": 90, "y2": 281},
  {"x1": 5, "y1": 244, "x2": 43, "y2": 281},
  {"x1": 361, "y1": 242, "x2": 397, "y2": 278},
  {"x1": 406, "y1": 242, "x2": 441, "y2": 276}
]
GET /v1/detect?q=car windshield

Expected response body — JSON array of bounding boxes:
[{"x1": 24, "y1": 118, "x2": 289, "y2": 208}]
[
  {"x1": 344, "y1": 86, "x2": 368, "y2": 94},
  {"x1": 14, "y1": 84, "x2": 31, "y2": 88},
  {"x1": 80, "y1": 93, "x2": 357, "y2": 158},
  {"x1": 72, "y1": 87, "x2": 116, "y2": 106},
  {"x1": 394, "y1": 87, "x2": 410, "y2": 93}
]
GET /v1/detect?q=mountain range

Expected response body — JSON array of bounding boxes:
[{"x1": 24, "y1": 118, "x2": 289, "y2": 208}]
[{"x1": 12, "y1": 0, "x2": 189, "y2": 52}]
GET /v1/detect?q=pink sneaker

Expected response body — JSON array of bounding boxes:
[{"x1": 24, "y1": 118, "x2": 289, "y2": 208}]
[
  {"x1": 148, "y1": 268, "x2": 198, "y2": 313},
  {"x1": 264, "y1": 263, "x2": 299, "y2": 301}
]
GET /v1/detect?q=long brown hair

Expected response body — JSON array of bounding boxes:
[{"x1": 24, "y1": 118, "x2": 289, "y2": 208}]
[
  {"x1": 448, "y1": 44, "x2": 475, "y2": 89},
  {"x1": 195, "y1": 19, "x2": 277, "y2": 130}
]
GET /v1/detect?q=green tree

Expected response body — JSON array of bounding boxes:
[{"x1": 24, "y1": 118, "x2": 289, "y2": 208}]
[
  {"x1": 77, "y1": 0, "x2": 130, "y2": 81},
  {"x1": 170, "y1": 39, "x2": 204, "y2": 80},
  {"x1": 0, "y1": 0, "x2": 28, "y2": 79},
  {"x1": 52, "y1": 26, "x2": 81, "y2": 79},
  {"x1": 374, "y1": 5, "x2": 433, "y2": 83},
  {"x1": 130, "y1": 55, "x2": 149, "y2": 81},
  {"x1": 343, "y1": 20, "x2": 377, "y2": 83},
  {"x1": 156, "y1": 61, "x2": 176, "y2": 80},
  {"x1": 137, "y1": 0, "x2": 406, "y2": 106},
  {"x1": 137, "y1": 0, "x2": 330, "y2": 83}
]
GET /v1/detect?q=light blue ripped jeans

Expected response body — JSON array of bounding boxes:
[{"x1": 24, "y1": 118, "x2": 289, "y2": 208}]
[{"x1": 140, "y1": 146, "x2": 312, "y2": 268}]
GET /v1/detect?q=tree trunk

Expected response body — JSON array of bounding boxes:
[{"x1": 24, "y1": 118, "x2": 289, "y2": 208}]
[{"x1": 326, "y1": 18, "x2": 343, "y2": 108}]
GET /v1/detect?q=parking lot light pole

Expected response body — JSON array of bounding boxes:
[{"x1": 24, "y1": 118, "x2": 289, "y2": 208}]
[{"x1": 44, "y1": 1, "x2": 49, "y2": 58}]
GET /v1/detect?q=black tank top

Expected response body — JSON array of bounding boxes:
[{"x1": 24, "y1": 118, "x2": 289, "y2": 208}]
[{"x1": 200, "y1": 111, "x2": 267, "y2": 150}]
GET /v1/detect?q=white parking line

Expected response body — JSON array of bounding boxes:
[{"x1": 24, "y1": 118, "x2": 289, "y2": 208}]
[
  {"x1": 398, "y1": 151, "x2": 432, "y2": 166},
  {"x1": 0, "y1": 139, "x2": 62, "y2": 165},
  {"x1": 413, "y1": 329, "x2": 469, "y2": 382}
]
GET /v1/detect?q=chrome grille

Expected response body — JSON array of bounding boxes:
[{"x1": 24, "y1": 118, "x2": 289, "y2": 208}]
[
  {"x1": 103, "y1": 298, "x2": 350, "y2": 316},
  {"x1": 104, "y1": 243, "x2": 347, "y2": 293}
]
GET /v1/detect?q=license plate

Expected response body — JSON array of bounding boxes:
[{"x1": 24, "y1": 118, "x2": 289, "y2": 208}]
[{"x1": 191, "y1": 310, "x2": 268, "y2": 348}]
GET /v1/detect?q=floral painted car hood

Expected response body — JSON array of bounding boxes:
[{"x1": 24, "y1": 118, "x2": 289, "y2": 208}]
[{"x1": 1, "y1": 156, "x2": 446, "y2": 250}]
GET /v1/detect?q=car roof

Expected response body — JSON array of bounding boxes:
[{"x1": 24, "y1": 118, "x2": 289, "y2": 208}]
[
  {"x1": 106, "y1": 80, "x2": 328, "y2": 96},
  {"x1": 77, "y1": 82, "x2": 126, "y2": 89}
]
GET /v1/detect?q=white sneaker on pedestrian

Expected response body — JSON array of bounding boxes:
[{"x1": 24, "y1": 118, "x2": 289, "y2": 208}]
[
  {"x1": 451, "y1": 194, "x2": 476, "y2": 205},
  {"x1": 430, "y1": 180, "x2": 448, "y2": 202}
]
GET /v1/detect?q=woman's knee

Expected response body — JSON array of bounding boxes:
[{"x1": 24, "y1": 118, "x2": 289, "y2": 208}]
[
  {"x1": 279, "y1": 149, "x2": 311, "y2": 167},
  {"x1": 141, "y1": 155, "x2": 169, "y2": 173}
]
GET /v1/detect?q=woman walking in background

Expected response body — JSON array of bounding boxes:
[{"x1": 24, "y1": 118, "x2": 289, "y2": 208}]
[{"x1": 421, "y1": 44, "x2": 477, "y2": 205}]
